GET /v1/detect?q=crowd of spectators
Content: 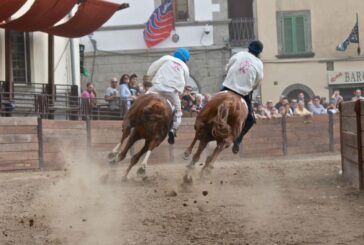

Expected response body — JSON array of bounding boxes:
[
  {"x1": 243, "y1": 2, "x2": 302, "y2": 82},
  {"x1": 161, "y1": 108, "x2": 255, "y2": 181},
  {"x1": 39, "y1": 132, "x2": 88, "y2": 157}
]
[
  {"x1": 251, "y1": 90, "x2": 346, "y2": 120},
  {"x1": 81, "y1": 76, "x2": 363, "y2": 120}
]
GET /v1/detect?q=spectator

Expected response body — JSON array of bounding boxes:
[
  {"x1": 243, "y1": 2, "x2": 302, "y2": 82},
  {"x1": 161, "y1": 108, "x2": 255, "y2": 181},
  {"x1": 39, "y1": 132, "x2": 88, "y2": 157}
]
[
  {"x1": 104, "y1": 78, "x2": 120, "y2": 112},
  {"x1": 255, "y1": 104, "x2": 270, "y2": 119},
  {"x1": 81, "y1": 82, "x2": 97, "y2": 109},
  {"x1": 278, "y1": 106, "x2": 290, "y2": 117},
  {"x1": 181, "y1": 86, "x2": 195, "y2": 112},
  {"x1": 327, "y1": 101, "x2": 339, "y2": 114},
  {"x1": 294, "y1": 100, "x2": 313, "y2": 117},
  {"x1": 202, "y1": 93, "x2": 211, "y2": 107},
  {"x1": 275, "y1": 95, "x2": 286, "y2": 109},
  {"x1": 351, "y1": 89, "x2": 364, "y2": 101},
  {"x1": 129, "y1": 74, "x2": 140, "y2": 97},
  {"x1": 119, "y1": 74, "x2": 136, "y2": 117},
  {"x1": 140, "y1": 75, "x2": 153, "y2": 94},
  {"x1": 331, "y1": 90, "x2": 343, "y2": 107},
  {"x1": 290, "y1": 99, "x2": 298, "y2": 113},
  {"x1": 285, "y1": 103, "x2": 294, "y2": 116},
  {"x1": 308, "y1": 96, "x2": 327, "y2": 115},
  {"x1": 266, "y1": 100, "x2": 274, "y2": 113},
  {"x1": 270, "y1": 107, "x2": 282, "y2": 118},
  {"x1": 193, "y1": 94, "x2": 204, "y2": 112},
  {"x1": 298, "y1": 92, "x2": 308, "y2": 106}
]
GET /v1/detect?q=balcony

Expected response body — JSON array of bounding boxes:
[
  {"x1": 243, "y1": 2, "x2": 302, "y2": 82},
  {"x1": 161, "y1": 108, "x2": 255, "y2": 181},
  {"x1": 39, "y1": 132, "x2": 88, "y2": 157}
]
[{"x1": 229, "y1": 17, "x2": 256, "y2": 47}]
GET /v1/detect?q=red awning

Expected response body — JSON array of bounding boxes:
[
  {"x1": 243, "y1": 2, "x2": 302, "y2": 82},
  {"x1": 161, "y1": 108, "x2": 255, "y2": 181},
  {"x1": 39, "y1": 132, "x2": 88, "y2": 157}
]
[
  {"x1": 0, "y1": 0, "x2": 129, "y2": 38},
  {"x1": 0, "y1": 0, "x2": 78, "y2": 32},
  {"x1": 0, "y1": 0, "x2": 28, "y2": 23},
  {"x1": 47, "y1": 1, "x2": 129, "y2": 38}
]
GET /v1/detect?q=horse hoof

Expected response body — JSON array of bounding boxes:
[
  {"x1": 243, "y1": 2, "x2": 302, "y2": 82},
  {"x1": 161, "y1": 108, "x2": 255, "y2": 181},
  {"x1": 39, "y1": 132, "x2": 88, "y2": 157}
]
[
  {"x1": 108, "y1": 159, "x2": 118, "y2": 166},
  {"x1": 121, "y1": 176, "x2": 128, "y2": 182},
  {"x1": 107, "y1": 152, "x2": 115, "y2": 160},
  {"x1": 137, "y1": 167, "x2": 146, "y2": 177},
  {"x1": 186, "y1": 164, "x2": 195, "y2": 170},
  {"x1": 201, "y1": 167, "x2": 212, "y2": 177},
  {"x1": 183, "y1": 152, "x2": 190, "y2": 160},
  {"x1": 183, "y1": 174, "x2": 193, "y2": 185}
]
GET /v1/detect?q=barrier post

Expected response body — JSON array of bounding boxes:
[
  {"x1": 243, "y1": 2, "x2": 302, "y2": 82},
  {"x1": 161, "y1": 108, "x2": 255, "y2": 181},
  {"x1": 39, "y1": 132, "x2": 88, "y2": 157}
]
[
  {"x1": 86, "y1": 116, "x2": 92, "y2": 154},
  {"x1": 281, "y1": 116, "x2": 288, "y2": 156},
  {"x1": 37, "y1": 117, "x2": 44, "y2": 170},
  {"x1": 328, "y1": 113, "x2": 334, "y2": 152},
  {"x1": 355, "y1": 101, "x2": 363, "y2": 189}
]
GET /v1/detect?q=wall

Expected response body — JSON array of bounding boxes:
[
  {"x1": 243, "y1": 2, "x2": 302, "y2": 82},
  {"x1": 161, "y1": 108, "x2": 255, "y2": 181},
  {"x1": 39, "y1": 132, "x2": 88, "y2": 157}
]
[
  {"x1": 255, "y1": 0, "x2": 364, "y2": 103},
  {"x1": 0, "y1": 115, "x2": 340, "y2": 171}
]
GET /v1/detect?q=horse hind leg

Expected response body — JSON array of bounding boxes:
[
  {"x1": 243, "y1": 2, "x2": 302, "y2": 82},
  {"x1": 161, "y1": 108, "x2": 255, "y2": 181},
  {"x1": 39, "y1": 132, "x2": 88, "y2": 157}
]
[
  {"x1": 108, "y1": 125, "x2": 132, "y2": 163},
  {"x1": 136, "y1": 140, "x2": 158, "y2": 178},
  {"x1": 184, "y1": 134, "x2": 198, "y2": 160},
  {"x1": 183, "y1": 139, "x2": 208, "y2": 184},
  {"x1": 122, "y1": 142, "x2": 149, "y2": 181},
  {"x1": 201, "y1": 142, "x2": 225, "y2": 176}
]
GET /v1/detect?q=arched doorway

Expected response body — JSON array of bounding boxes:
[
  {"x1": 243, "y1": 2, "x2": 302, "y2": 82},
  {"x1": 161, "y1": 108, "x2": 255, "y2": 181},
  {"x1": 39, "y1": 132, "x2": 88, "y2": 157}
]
[{"x1": 282, "y1": 83, "x2": 315, "y2": 102}]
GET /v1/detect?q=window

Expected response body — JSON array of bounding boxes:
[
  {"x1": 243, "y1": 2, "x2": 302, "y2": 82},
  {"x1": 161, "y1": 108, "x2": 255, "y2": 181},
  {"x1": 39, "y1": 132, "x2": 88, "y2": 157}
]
[
  {"x1": 173, "y1": 0, "x2": 189, "y2": 21},
  {"x1": 10, "y1": 32, "x2": 31, "y2": 83},
  {"x1": 277, "y1": 11, "x2": 313, "y2": 57},
  {"x1": 162, "y1": 0, "x2": 189, "y2": 21}
]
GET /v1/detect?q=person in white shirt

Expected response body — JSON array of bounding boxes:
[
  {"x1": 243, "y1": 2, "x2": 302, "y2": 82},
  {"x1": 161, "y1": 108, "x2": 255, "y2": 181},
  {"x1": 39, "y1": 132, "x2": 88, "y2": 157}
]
[
  {"x1": 146, "y1": 48, "x2": 190, "y2": 144},
  {"x1": 222, "y1": 40, "x2": 264, "y2": 154}
]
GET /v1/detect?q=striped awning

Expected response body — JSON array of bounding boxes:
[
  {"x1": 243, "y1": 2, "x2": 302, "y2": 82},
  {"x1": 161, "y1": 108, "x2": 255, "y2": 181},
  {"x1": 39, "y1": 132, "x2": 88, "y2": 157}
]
[{"x1": 0, "y1": 0, "x2": 129, "y2": 37}]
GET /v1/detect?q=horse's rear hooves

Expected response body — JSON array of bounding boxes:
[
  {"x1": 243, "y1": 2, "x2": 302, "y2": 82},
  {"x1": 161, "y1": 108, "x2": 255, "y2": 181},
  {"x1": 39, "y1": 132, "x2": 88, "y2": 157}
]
[
  {"x1": 108, "y1": 159, "x2": 118, "y2": 166},
  {"x1": 183, "y1": 174, "x2": 193, "y2": 185},
  {"x1": 107, "y1": 152, "x2": 115, "y2": 160},
  {"x1": 137, "y1": 167, "x2": 146, "y2": 177},
  {"x1": 121, "y1": 176, "x2": 128, "y2": 183},
  {"x1": 183, "y1": 152, "x2": 190, "y2": 160}
]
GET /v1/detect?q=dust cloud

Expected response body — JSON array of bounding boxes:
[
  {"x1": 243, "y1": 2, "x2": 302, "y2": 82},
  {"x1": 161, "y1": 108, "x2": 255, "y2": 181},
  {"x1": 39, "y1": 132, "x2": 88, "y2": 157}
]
[{"x1": 38, "y1": 144, "x2": 126, "y2": 245}]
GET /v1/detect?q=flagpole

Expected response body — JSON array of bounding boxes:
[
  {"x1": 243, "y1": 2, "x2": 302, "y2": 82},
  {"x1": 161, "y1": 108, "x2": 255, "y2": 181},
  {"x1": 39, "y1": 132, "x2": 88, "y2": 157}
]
[{"x1": 357, "y1": 13, "x2": 361, "y2": 56}]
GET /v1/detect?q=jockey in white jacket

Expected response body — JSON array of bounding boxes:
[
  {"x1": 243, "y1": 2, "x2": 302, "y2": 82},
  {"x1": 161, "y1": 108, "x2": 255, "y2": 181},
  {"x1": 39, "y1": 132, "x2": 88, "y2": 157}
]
[
  {"x1": 146, "y1": 48, "x2": 190, "y2": 144},
  {"x1": 222, "y1": 40, "x2": 264, "y2": 154}
]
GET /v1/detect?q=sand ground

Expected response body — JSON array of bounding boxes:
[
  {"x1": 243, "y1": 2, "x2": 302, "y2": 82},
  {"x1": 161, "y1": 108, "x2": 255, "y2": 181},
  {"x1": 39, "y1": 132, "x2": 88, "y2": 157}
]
[{"x1": 0, "y1": 153, "x2": 363, "y2": 245}]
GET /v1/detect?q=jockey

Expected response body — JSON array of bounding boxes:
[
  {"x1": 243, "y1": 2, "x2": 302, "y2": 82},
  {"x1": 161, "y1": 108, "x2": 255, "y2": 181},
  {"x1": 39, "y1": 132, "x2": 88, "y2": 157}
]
[
  {"x1": 146, "y1": 48, "x2": 190, "y2": 144},
  {"x1": 222, "y1": 40, "x2": 264, "y2": 154}
]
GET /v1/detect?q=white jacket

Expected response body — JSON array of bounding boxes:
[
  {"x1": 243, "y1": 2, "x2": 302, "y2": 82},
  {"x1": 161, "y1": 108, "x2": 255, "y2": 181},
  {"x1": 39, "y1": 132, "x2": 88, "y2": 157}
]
[
  {"x1": 222, "y1": 51, "x2": 264, "y2": 96},
  {"x1": 147, "y1": 55, "x2": 189, "y2": 94}
]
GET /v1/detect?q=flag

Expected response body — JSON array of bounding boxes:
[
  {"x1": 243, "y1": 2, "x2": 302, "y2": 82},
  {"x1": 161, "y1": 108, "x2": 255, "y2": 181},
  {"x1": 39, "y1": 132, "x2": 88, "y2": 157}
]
[
  {"x1": 336, "y1": 14, "x2": 360, "y2": 53},
  {"x1": 143, "y1": 0, "x2": 174, "y2": 48}
]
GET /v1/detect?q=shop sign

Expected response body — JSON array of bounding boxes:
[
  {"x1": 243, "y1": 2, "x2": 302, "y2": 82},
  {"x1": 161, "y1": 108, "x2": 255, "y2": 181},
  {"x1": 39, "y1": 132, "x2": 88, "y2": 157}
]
[{"x1": 328, "y1": 71, "x2": 364, "y2": 85}]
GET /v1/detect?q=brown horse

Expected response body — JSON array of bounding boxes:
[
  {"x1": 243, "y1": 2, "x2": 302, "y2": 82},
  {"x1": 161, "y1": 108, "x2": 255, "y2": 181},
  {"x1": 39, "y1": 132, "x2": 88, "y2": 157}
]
[
  {"x1": 108, "y1": 93, "x2": 173, "y2": 179},
  {"x1": 183, "y1": 91, "x2": 248, "y2": 179}
]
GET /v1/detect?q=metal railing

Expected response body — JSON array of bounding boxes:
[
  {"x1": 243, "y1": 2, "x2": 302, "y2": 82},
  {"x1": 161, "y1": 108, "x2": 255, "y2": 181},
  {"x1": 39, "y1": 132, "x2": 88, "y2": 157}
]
[
  {"x1": 229, "y1": 17, "x2": 256, "y2": 47},
  {"x1": 0, "y1": 91, "x2": 131, "y2": 120}
]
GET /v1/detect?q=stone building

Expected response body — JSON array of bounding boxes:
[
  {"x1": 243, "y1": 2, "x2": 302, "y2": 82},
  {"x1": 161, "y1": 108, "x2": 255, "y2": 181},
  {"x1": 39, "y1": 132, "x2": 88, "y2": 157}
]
[
  {"x1": 257, "y1": 0, "x2": 364, "y2": 102},
  {"x1": 81, "y1": 0, "x2": 256, "y2": 95},
  {"x1": 82, "y1": 0, "x2": 364, "y2": 102}
]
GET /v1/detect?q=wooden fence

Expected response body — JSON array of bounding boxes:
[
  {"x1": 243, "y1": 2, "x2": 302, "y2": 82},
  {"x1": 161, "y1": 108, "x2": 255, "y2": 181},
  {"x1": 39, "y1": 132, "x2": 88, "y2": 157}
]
[
  {"x1": 0, "y1": 115, "x2": 340, "y2": 171},
  {"x1": 340, "y1": 101, "x2": 364, "y2": 189}
]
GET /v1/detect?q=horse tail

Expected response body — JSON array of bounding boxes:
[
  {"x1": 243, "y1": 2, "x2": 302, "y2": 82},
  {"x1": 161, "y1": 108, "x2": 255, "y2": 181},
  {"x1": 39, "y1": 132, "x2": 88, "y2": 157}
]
[{"x1": 211, "y1": 100, "x2": 232, "y2": 139}]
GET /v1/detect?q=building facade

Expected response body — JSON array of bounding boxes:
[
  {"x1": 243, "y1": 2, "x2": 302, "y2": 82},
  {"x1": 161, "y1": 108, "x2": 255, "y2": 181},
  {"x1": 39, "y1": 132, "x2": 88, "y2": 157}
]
[
  {"x1": 0, "y1": 2, "x2": 81, "y2": 93},
  {"x1": 81, "y1": 0, "x2": 247, "y2": 95},
  {"x1": 257, "y1": 0, "x2": 364, "y2": 102}
]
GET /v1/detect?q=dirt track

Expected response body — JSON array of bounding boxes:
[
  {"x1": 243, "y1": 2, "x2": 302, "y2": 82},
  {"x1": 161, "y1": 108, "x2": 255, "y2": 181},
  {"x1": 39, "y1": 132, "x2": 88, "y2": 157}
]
[{"x1": 0, "y1": 153, "x2": 364, "y2": 245}]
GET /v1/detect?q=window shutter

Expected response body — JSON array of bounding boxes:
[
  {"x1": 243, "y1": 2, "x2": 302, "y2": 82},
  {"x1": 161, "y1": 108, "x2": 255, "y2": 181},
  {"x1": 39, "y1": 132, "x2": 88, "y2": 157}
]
[
  {"x1": 295, "y1": 16, "x2": 306, "y2": 53},
  {"x1": 283, "y1": 17, "x2": 293, "y2": 53}
]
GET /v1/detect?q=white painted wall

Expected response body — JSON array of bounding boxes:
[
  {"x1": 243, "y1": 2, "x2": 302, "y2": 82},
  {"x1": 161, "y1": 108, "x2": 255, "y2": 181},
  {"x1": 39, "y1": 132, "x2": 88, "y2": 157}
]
[{"x1": 81, "y1": 0, "x2": 220, "y2": 52}]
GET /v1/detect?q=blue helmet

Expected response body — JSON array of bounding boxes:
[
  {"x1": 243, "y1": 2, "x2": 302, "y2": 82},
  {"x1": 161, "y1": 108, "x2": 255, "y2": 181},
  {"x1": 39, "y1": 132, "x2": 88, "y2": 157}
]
[{"x1": 173, "y1": 48, "x2": 190, "y2": 63}]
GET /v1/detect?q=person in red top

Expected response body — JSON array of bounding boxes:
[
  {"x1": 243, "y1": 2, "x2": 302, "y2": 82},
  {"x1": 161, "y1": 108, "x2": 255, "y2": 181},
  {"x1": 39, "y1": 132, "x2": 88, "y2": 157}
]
[{"x1": 81, "y1": 82, "x2": 97, "y2": 109}]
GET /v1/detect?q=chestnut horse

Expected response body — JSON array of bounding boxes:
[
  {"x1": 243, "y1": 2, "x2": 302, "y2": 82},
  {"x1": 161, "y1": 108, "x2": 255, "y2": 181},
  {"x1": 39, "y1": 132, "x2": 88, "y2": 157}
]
[
  {"x1": 184, "y1": 91, "x2": 248, "y2": 178},
  {"x1": 108, "y1": 93, "x2": 173, "y2": 179}
]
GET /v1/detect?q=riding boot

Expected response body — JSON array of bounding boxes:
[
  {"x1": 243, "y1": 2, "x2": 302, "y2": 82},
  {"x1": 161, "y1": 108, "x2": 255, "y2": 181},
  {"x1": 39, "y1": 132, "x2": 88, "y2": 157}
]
[
  {"x1": 168, "y1": 129, "x2": 176, "y2": 145},
  {"x1": 232, "y1": 92, "x2": 255, "y2": 154},
  {"x1": 232, "y1": 116, "x2": 254, "y2": 154}
]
